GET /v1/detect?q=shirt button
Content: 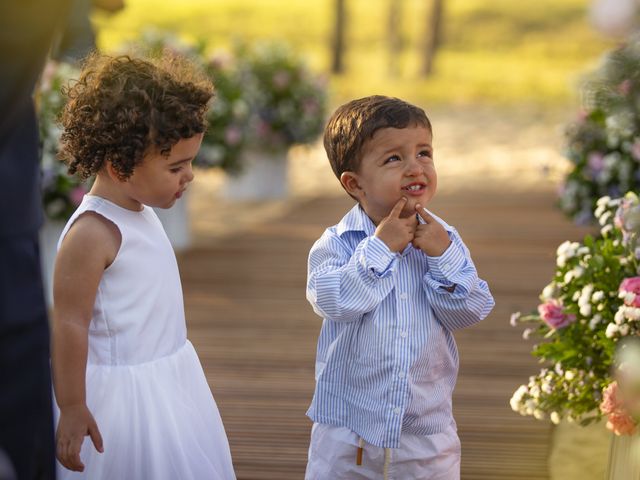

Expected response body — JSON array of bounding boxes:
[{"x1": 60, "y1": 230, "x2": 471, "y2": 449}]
[
  {"x1": 399, "y1": 292, "x2": 408, "y2": 300},
  {"x1": 400, "y1": 331, "x2": 408, "y2": 338},
  {"x1": 398, "y1": 371, "x2": 406, "y2": 379},
  {"x1": 393, "y1": 407, "x2": 402, "y2": 415}
]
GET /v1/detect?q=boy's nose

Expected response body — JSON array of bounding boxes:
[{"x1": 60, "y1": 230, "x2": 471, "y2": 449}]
[{"x1": 404, "y1": 157, "x2": 422, "y2": 176}]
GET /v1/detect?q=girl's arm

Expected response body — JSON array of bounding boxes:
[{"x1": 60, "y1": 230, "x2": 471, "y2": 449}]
[
  {"x1": 306, "y1": 231, "x2": 398, "y2": 323},
  {"x1": 421, "y1": 229, "x2": 495, "y2": 330},
  {"x1": 52, "y1": 212, "x2": 120, "y2": 472}
]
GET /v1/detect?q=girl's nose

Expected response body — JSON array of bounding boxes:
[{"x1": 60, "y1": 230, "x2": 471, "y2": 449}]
[{"x1": 184, "y1": 163, "x2": 195, "y2": 183}]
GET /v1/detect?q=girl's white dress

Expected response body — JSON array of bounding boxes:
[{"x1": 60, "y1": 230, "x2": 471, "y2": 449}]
[{"x1": 54, "y1": 195, "x2": 235, "y2": 479}]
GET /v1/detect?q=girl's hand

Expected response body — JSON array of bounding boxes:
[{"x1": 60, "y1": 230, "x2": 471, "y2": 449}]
[
  {"x1": 375, "y1": 197, "x2": 418, "y2": 252},
  {"x1": 412, "y1": 204, "x2": 451, "y2": 256},
  {"x1": 56, "y1": 404, "x2": 103, "y2": 472}
]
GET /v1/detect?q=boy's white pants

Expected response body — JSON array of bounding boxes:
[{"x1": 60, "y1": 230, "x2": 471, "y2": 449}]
[{"x1": 305, "y1": 423, "x2": 461, "y2": 480}]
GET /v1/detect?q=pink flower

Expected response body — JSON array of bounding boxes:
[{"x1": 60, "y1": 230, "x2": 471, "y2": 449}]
[
  {"x1": 272, "y1": 71, "x2": 290, "y2": 90},
  {"x1": 600, "y1": 382, "x2": 638, "y2": 436},
  {"x1": 618, "y1": 79, "x2": 632, "y2": 96},
  {"x1": 537, "y1": 299, "x2": 576, "y2": 329},
  {"x1": 224, "y1": 126, "x2": 242, "y2": 146},
  {"x1": 620, "y1": 277, "x2": 640, "y2": 307},
  {"x1": 70, "y1": 186, "x2": 87, "y2": 206}
]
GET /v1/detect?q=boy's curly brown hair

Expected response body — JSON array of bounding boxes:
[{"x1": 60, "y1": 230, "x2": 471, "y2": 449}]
[{"x1": 58, "y1": 51, "x2": 214, "y2": 180}]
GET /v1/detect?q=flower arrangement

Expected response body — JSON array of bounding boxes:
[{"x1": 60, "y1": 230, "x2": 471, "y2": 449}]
[
  {"x1": 559, "y1": 37, "x2": 640, "y2": 224},
  {"x1": 510, "y1": 192, "x2": 640, "y2": 433},
  {"x1": 199, "y1": 51, "x2": 249, "y2": 173},
  {"x1": 125, "y1": 33, "x2": 327, "y2": 173},
  {"x1": 38, "y1": 61, "x2": 89, "y2": 221},
  {"x1": 234, "y1": 41, "x2": 328, "y2": 154}
]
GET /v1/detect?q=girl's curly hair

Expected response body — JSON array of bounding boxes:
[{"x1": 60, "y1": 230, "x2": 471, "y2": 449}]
[{"x1": 58, "y1": 51, "x2": 214, "y2": 180}]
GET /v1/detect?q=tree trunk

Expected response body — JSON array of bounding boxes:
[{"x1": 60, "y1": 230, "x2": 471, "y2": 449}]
[
  {"x1": 331, "y1": 0, "x2": 347, "y2": 74},
  {"x1": 421, "y1": 0, "x2": 444, "y2": 77},
  {"x1": 387, "y1": 0, "x2": 403, "y2": 74}
]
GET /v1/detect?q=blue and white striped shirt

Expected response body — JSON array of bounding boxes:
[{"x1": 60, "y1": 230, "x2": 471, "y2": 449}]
[{"x1": 306, "y1": 204, "x2": 494, "y2": 448}]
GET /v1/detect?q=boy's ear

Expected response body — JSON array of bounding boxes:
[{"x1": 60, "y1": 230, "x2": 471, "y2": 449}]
[{"x1": 340, "y1": 171, "x2": 362, "y2": 198}]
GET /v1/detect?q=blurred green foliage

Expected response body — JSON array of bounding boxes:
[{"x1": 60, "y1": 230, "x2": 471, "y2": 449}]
[{"x1": 94, "y1": 0, "x2": 614, "y2": 108}]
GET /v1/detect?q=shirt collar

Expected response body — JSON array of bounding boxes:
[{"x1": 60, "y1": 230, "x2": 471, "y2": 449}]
[{"x1": 335, "y1": 203, "x2": 454, "y2": 237}]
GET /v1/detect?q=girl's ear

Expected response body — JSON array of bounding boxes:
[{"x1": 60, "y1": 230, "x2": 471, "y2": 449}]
[
  {"x1": 105, "y1": 162, "x2": 123, "y2": 183},
  {"x1": 340, "y1": 171, "x2": 362, "y2": 198}
]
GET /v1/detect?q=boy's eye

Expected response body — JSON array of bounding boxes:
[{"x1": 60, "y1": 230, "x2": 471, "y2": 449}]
[
  {"x1": 418, "y1": 150, "x2": 433, "y2": 159},
  {"x1": 170, "y1": 167, "x2": 182, "y2": 173},
  {"x1": 384, "y1": 155, "x2": 401, "y2": 164}
]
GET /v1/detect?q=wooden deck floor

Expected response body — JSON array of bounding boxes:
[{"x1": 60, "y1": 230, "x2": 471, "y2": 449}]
[{"x1": 179, "y1": 184, "x2": 591, "y2": 480}]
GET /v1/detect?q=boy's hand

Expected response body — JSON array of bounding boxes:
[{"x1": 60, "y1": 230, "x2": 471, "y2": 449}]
[
  {"x1": 374, "y1": 197, "x2": 418, "y2": 252},
  {"x1": 412, "y1": 204, "x2": 451, "y2": 256},
  {"x1": 56, "y1": 404, "x2": 103, "y2": 472}
]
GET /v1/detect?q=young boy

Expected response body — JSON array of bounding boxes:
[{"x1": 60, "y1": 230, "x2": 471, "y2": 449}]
[{"x1": 305, "y1": 95, "x2": 495, "y2": 480}]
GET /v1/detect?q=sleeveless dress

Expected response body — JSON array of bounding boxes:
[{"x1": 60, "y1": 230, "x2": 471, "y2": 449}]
[{"x1": 54, "y1": 195, "x2": 236, "y2": 479}]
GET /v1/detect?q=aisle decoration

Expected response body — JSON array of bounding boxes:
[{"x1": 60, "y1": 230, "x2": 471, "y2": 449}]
[
  {"x1": 559, "y1": 38, "x2": 640, "y2": 224},
  {"x1": 510, "y1": 192, "x2": 640, "y2": 434},
  {"x1": 39, "y1": 61, "x2": 88, "y2": 221}
]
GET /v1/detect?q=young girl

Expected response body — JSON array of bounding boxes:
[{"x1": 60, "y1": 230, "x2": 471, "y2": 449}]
[{"x1": 51, "y1": 52, "x2": 236, "y2": 479}]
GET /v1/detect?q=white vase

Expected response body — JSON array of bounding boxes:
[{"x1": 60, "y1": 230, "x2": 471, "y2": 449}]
[
  {"x1": 39, "y1": 219, "x2": 65, "y2": 308},
  {"x1": 154, "y1": 190, "x2": 191, "y2": 252},
  {"x1": 606, "y1": 432, "x2": 640, "y2": 479},
  {"x1": 223, "y1": 149, "x2": 289, "y2": 201}
]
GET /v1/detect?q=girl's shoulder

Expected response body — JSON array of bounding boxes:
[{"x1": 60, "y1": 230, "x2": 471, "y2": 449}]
[{"x1": 59, "y1": 211, "x2": 122, "y2": 270}]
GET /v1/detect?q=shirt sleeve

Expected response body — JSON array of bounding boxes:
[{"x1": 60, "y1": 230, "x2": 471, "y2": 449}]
[
  {"x1": 306, "y1": 231, "x2": 399, "y2": 323},
  {"x1": 422, "y1": 228, "x2": 495, "y2": 330}
]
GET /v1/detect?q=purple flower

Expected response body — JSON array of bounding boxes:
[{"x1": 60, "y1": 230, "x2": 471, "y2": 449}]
[{"x1": 587, "y1": 152, "x2": 605, "y2": 173}]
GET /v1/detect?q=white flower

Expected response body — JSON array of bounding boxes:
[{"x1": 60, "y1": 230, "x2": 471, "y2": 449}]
[
  {"x1": 598, "y1": 210, "x2": 612, "y2": 226},
  {"x1": 523, "y1": 328, "x2": 534, "y2": 340},
  {"x1": 577, "y1": 246, "x2": 590, "y2": 256},
  {"x1": 557, "y1": 255, "x2": 567, "y2": 268},
  {"x1": 510, "y1": 312, "x2": 521, "y2": 327},
  {"x1": 628, "y1": 308, "x2": 640, "y2": 321},
  {"x1": 565, "y1": 370, "x2": 576, "y2": 381},
  {"x1": 606, "y1": 322, "x2": 619, "y2": 338},
  {"x1": 550, "y1": 412, "x2": 561, "y2": 425},
  {"x1": 615, "y1": 308, "x2": 626, "y2": 324},
  {"x1": 533, "y1": 409, "x2": 545, "y2": 420},
  {"x1": 619, "y1": 324, "x2": 630, "y2": 336},
  {"x1": 530, "y1": 385, "x2": 541, "y2": 399},
  {"x1": 525, "y1": 399, "x2": 537, "y2": 415},
  {"x1": 591, "y1": 291, "x2": 605, "y2": 302},
  {"x1": 596, "y1": 195, "x2": 612, "y2": 207},
  {"x1": 625, "y1": 291, "x2": 636, "y2": 305},
  {"x1": 572, "y1": 291, "x2": 581, "y2": 302},
  {"x1": 541, "y1": 283, "x2": 556, "y2": 300},
  {"x1": 580, "y1": 304, "x2": 592, "y2": 316},
  {"x1": 589, "y1": 314, "x2": 602, "y2": 330},
  {"x1": 601, "y1": 224, "x2": 614, "y2": 236},
  {"x1": 564, "y1": 271, "x2": 575, "y2": 283}
]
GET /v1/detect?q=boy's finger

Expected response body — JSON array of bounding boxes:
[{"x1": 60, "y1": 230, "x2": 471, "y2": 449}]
[
  {"x1": 415, "y1": 204, "x2": 435, "y2": 223},
  {"x1": 389, "y1": 197, "x2": 407, "y2": 218},
  {"x1": 89, "y1": 422, "x2": 104, "y2": 453}
]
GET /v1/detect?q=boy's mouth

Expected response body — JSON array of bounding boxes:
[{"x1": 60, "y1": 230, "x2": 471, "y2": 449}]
[{"x1": 402, "y1": 182, "x2": 427, "y2": 195}]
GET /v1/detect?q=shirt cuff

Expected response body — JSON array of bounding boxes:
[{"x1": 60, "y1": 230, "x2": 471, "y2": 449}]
[
  {"x1": 426, "y1": 240, "x2": 465, "y2": 282},
  {"x1": 359, "y1": 236, "x2": 398, "y2": 278}
]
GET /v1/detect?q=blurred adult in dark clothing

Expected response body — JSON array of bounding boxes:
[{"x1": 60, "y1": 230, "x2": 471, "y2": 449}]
[{"x1": 0, "y1": 1, "x2": 72, "y2": 478}]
